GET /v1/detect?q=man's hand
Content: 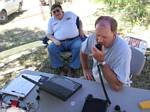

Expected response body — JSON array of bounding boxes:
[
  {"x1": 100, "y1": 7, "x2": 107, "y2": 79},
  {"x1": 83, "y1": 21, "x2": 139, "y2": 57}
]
[
  {"x1": 47, "y1": 34, "x2": 61, "y2": 46},
  {"x1": 92, "y1": 46, "x2": 105, "y2": 62},
  {"x1": 80, "y1": 35, "x2": 87, "y2": 41},
  {"x1": 53, "y1": 39, "x2": 61, "y2": 46},
  {"x1": 83, "y1": 70, "x2": 95, "y2": 81},
  {"x1": 79, "y1": 30, "x2": 85, "y2": 37},
  {"x1": 42, "y1": 36, "x2": 49, "y2": 45}
]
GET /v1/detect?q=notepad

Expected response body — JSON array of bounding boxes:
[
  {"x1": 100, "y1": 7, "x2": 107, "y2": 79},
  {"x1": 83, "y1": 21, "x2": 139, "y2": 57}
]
[{"x1": 1, "y1": 74, "x2": 41, "y2": 98}]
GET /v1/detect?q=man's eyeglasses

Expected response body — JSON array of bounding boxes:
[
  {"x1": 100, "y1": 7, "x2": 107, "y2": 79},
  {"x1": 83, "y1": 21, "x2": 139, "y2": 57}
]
[{"x1": 52, "y1": 9, "x2": 60, "y2": 14}]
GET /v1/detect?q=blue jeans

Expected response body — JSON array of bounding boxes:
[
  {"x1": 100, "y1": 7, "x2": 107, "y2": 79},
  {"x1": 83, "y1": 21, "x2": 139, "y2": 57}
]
[{"x1": 48, "y1": 37, "x2": 82, "y2": 69}]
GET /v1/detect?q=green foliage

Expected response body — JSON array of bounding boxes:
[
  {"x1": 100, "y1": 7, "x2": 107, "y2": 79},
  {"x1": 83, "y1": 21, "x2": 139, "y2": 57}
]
[
  {"x1": 93, "y1": 0, "x2": 150, "y2": 26},
  {"x1": 123, "y1": 1, "x2": 149, "y2": 26},
  {"x1": 90, "y1": 0, "x2": 102, "y2": 3}
]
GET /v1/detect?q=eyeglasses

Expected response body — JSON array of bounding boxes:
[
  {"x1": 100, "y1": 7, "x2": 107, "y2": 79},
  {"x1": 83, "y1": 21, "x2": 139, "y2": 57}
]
[{"x1": 52, "y1": 9, "x2": 60, "y2": 14}]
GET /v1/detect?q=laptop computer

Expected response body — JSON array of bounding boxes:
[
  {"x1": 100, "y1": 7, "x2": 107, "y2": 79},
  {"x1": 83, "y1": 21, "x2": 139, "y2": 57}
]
[{"x1": 22, "y1": 75, "x2": 82, "y2": 101}]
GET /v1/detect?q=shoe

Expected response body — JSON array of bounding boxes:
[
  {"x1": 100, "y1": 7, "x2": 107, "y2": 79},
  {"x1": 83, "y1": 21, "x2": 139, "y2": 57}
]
[
  {"x1": 52, "y1": 67, "x2": 61, "y2": 75},
  {"x1": 67, "y1": 68, "x2": 77, "y2": 77},
  {"x1": 60, "y1": 66, "x2": 68, "y2": 76},
  {"x1": 53, "y1": 66, "x2": 68, "y2": 76}
]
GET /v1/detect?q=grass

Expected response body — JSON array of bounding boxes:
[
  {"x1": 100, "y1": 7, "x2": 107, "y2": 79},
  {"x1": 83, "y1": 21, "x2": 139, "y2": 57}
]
[
  {"x1": 0, "y1": 28, "x2": 45, "y2": 52},
  {"x1": 0, "y1": 41, "x2": 42, "y2": 59}
]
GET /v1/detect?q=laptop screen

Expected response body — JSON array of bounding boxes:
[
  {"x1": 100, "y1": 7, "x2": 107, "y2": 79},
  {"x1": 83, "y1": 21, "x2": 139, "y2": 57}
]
[
  {"x1": 50, "y1": 76, "x2": 81, "y2": 91},
  {"x1": 22, "y1": 75, "x2": 82, "y2": 101}
]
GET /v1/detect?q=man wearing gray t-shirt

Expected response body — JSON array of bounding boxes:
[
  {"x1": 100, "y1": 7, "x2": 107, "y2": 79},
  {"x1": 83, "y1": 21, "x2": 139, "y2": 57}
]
[{"x1": 80, "y1": 16, "x2": 131, "y2": 91}]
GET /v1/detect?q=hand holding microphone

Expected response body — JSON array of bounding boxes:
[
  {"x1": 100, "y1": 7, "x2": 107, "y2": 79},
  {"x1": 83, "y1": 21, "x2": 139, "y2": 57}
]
[
  {"x1": 95, "y1": 43, "x2": 102, "y2": 51},
  {"x1": 92, "y1": 43, "x2": 105, "y2": 63}
]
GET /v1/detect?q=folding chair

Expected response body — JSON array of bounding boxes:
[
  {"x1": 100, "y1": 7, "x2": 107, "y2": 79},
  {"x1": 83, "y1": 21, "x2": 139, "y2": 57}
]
[
  {"x1": 125, "y1": 36, "x2": 148, "y2": 55},
  {"x1": 130, "y1": 47, "x2": 145, "y2": 79}
]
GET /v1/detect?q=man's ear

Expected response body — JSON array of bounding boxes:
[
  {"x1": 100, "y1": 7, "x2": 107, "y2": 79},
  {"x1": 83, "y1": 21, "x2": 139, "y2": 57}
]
[{"x1": 113, "y1": 31, "x2": 117, "y2": 38}]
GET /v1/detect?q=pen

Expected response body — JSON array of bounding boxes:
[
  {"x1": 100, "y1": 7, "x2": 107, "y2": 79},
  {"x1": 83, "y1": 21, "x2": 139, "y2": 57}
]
[{"x1": 11, "y1": 91, "x2": 25, "y2": 95}]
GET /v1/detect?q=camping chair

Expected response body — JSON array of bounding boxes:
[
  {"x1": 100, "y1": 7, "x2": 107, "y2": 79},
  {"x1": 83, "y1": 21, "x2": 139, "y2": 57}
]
[
  {"x1": 125, "y1": 36, "x2": 148, "y2": 55},
  {"x1": 130, "y1": 47, "x2": 145, "y2": 79}
]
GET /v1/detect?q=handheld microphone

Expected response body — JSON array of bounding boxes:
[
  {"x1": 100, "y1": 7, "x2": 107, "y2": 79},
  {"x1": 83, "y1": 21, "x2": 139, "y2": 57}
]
[{"x1": 95, "y1": 43, "x2": 102, "y2": 51}]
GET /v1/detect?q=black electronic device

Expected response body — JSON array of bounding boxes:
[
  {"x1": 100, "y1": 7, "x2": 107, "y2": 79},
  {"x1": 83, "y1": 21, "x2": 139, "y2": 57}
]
[
  {"x1": 95, "y1": 43, "x2": 102, "y2": 51},
  {"x1": 82, "y1": 57, "x2": 111, "y2": 112},
  {"x1": 82, "y1": 94, "x2": 108, "y2": 112},
  {"x1": 22, "y1": 75, "x2": 82, "y2": 101}
]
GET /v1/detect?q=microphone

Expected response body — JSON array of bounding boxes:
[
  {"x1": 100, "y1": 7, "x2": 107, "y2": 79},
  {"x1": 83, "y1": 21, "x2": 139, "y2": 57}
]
[{"x1": 95, "y1": 43, "x2": 102, "y2": 51}]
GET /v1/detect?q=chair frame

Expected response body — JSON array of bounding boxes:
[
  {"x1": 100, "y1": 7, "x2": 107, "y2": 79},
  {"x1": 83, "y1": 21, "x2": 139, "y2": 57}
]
[{"x1": 130, "y1": 47, "x2": 145, "y2": 78}]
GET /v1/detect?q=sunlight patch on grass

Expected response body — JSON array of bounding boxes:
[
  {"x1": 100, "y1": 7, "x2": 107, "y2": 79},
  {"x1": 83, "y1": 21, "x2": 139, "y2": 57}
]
[{"x1": 0, "y1": 41, "x2": 43, "y2": 59}]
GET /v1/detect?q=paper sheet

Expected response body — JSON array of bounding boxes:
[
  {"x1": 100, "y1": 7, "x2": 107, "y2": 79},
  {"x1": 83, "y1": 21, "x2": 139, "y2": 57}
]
[{"x1": 1, "y1": 74, "x2": 41, "y2": 98}]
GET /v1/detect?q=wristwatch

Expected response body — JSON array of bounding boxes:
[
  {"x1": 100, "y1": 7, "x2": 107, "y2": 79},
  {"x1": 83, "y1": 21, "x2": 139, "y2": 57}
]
[{"x1": 100, "y1": 61, "x2": 106, "y2": 66}]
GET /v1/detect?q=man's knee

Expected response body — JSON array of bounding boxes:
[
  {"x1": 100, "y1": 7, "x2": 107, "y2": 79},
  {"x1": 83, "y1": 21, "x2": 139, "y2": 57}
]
[{"x1": 72, "y1": 41, "x2": 82, "y2": 49}]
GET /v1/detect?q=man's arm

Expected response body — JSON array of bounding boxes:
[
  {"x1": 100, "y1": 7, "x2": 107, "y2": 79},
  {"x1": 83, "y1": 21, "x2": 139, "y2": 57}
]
[
  {"x1": 46, "y1": 33, "x2": 61, "y2": 46},
  {"x1": 76, "y1": 17, "x2": 84, "y2": 37},
  {"x1": 80, "y1": 51, "x2": 94, "y2": 80},
  {"x1": 47, "y1": 17, "x2": 61, "y2": 46},
  {"x1": 92, "y1": 47, "x2": 123, "y2": 91},
  {"x1": 78, "y1": 20, "x2": 85, "y2": 37},
  {"x1": 101, "y1": 64, "x2": 123, "y2": 91},
  {"x1": 80, "y1": 51, "x2": 89, "y2": 72}
]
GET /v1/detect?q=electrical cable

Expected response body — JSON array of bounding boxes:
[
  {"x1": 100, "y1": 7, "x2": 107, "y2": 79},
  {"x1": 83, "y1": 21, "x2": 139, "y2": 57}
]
[{"x1": 97, "y1": 64, "x2": 111, "y2": 105}]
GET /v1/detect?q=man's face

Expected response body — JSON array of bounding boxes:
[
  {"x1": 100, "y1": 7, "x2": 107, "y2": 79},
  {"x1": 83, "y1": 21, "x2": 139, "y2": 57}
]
[
  {"x1": 95, "y1": 22, "x2": 116, "y2": 48},
  {"x1": 52, "y1": 7, "x2": 63, "y2": 20}
]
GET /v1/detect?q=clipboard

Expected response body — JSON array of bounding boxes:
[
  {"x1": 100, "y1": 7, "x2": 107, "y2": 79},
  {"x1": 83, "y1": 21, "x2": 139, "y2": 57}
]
[{"x1": 1, "y1": 74, "x2": 41, "y2": 98}]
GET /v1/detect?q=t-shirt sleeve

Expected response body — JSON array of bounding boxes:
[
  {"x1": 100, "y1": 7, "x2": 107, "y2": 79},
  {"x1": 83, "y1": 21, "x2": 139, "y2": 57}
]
[
  {"x1": 68, "y1": 11, "x2": 78, "y2": 19},
  {"x1": 81, "y1": 34, "x2": 96, "y2": 54},
  {"x1": 47, "y1": 18, "x2": 54, "y2": 35},
  {"x1": 112, "y1": 47, "x2": 131, "y2": 84}
]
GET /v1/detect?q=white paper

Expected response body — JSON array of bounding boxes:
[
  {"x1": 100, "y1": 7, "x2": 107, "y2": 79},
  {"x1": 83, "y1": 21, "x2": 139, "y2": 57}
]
[{"x1": 1, "y1": 74, "x2": 41, "y2": 98}]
